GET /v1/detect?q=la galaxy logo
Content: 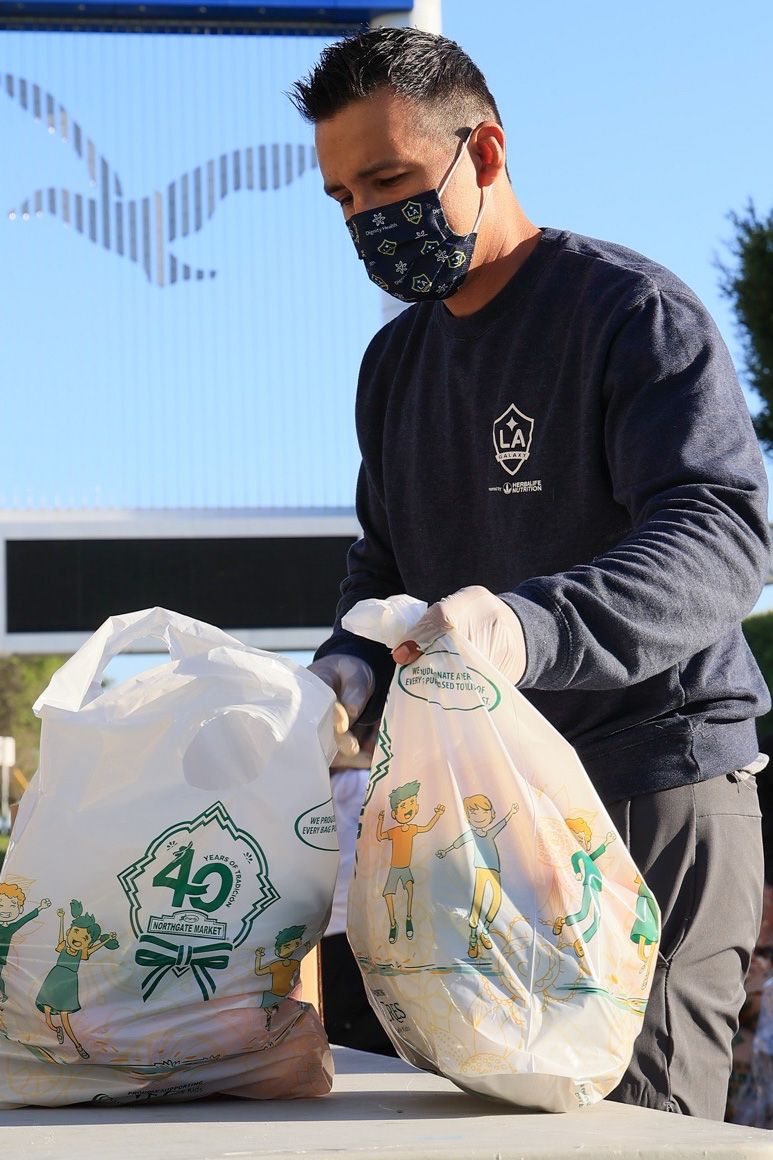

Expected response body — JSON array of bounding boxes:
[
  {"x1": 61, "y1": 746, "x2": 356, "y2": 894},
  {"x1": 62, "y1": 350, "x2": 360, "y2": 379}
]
[
  {"x1": 493, "y1": 403, "x2": 534, "y2": 476},
  {"x1": 401, "y1": 200, "x2": 422, "y2": 225}
]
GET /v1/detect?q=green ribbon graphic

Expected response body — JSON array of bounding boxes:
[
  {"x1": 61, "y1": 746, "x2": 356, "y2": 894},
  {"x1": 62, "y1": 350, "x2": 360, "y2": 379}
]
[{"x1": 135, "y1": 934, "x2": 232, "y2": 1002}]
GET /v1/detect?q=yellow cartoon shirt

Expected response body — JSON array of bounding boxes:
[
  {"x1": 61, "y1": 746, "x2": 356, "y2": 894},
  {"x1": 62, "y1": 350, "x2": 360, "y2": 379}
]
[{"x1": 268, "y1": 957, "x2": 300, "y2": 998}]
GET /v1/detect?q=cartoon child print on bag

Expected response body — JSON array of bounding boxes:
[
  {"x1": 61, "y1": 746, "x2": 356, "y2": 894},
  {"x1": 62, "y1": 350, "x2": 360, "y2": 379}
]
[
  {"x1": 435, "y1": 795, "x2": 519, "y2": 958},
  {"x1": 630, "y1": 874, "x2": 658, "y2": 978},
  {"x1": 0, "y1": 882, "x2": 51, "y2": 1004},
  {"x1": 255, "y1": 925, "x2": 309, "y2": 1028},
  {"x1": 35, "y1": 899, "x2": 119, "y2": 1058},
  {"x1": 552, "y1": 818, "x2": 616, "y2": 965},
  {"x1": 377, "y1": 781, "x2": 445, "y2": 945}
]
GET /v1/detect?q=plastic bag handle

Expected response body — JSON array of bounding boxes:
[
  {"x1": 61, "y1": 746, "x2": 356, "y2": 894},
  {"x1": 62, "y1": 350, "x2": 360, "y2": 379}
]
[
  {"x1": 342, "y1": 594, "x2": 428, "y2": 649},
  {"x1": 34, "y1": 606, "x2": 245, "y2": 715}
]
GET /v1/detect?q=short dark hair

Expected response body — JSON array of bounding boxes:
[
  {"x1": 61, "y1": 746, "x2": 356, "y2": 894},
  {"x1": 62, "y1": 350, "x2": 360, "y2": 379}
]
[{"x1": 289, "y1": 27, "x2": 504, "y2": 133}]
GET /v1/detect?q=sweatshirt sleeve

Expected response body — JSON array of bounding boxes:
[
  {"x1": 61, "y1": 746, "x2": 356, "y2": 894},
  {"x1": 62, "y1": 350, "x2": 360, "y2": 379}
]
[{"x1": 503, "y1": 287, "x2": 771, "y2": 692}]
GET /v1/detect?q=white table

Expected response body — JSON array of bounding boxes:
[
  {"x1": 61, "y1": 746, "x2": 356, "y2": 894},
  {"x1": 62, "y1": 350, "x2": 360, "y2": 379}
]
[{"x1": 2, "y1": 1046, "x2": 771, "y2": 1159}]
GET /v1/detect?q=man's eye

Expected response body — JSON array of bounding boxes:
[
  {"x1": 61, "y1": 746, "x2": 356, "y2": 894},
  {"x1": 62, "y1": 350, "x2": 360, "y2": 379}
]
[{"x1": 379, "y1": 174, "x2": 406, "y2": 188}]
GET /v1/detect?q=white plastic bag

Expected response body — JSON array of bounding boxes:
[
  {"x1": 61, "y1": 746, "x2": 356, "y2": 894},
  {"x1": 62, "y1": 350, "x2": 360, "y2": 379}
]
[
  {"x1": 0, "y1": 608, "x2": 339, "y2": 1108},
  {"x1": 344, "y1": 595, "x2": 660, "y2": 1112}
]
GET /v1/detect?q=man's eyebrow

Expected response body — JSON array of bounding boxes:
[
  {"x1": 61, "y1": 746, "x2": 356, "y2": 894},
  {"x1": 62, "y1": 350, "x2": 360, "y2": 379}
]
[{"x1": 323, "y1": 159, "x2": 409, "y2": 198}]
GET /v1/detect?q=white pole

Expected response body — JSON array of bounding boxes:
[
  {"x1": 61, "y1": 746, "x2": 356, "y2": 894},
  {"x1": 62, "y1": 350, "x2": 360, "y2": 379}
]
[
  {"x1": 370, "y1": 0, "x2": 442, "y2": 33},
  {"x1": 0, "y1": 737, "x2": 14, "y2": 823}
]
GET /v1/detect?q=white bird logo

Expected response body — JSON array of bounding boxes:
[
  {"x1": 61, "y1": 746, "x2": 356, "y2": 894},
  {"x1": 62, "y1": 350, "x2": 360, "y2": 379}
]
[{"x1": 2, "y1": 71, "x2": 317, "y2": 286}]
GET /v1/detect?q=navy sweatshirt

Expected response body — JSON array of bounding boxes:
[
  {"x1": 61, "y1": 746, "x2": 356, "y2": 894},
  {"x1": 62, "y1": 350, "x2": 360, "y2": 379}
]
[{"x1": 315, "y1": 227, "x2": 771, "y2": 803}]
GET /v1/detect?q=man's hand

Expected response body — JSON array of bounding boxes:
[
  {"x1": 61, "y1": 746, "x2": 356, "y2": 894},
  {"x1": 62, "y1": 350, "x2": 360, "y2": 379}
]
[
  {"x1": 308, "y1": 654, "x2": 375, "y2": 766},
  {"x1": 391, "y1": 586, "x2": 527, "y2": 683}
]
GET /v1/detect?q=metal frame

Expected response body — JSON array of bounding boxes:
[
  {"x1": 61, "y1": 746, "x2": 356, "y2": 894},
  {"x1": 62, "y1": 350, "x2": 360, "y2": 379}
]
[
  {"x1": 0, "y1": 0, "x2": 413, "y2": 31},
  {"x1": 0, "y1": 507, "x2": 360, "y2": 653}
]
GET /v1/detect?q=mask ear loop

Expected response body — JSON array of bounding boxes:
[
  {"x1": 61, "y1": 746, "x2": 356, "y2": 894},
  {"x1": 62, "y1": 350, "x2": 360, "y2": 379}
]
[
  {"x1": 471, "y1": 185, "x2": 490, "y2": 234},
  {"x1": 438, "y1": 127, "x2": 492, "y2": 235},
  {"x1": 437, "y1": 133, "x2": 471, "y2": 199}
]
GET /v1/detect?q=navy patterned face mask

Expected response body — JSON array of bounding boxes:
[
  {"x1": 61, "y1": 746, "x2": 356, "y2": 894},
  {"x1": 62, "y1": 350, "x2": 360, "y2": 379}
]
[{"x1": 345, "y1": 135, "x2": 489, "y2": 303}]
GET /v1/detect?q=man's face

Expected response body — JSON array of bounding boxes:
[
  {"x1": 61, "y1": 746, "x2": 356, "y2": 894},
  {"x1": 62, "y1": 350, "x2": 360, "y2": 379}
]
[
  {"x1": 0, "y1": 896, "x2": 21, "y2": 925},
  {"x1": 315, "y1": 89, "x2": 481, "y2": 237},
  {"x1": 392, "y1": 794, "x2": 419, "y2": 824}
]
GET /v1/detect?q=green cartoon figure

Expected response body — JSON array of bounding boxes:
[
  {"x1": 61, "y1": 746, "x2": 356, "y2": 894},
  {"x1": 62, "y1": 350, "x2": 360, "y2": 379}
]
[
  {"x1": 436, "y1": 794, "x2": 519, "y2": 958},
  {"x1": 0, "y1": 882, "x2": 51, "y2": 1004},
  {"x1": 630, "y1": 873, "x2": 659, "y2": 976},
  {"x1": 377, "y1": 780, "x2": 445, "y2": 944},
  {"x1": 255, "y1": 925, "x2": 309, "y2": 1027},
  {"x1": 552, "y1": 818, "x2": 616, "y2": 962},
  {"x1": 35, "y1": 900, "x2": 119, "y2": 1058}
]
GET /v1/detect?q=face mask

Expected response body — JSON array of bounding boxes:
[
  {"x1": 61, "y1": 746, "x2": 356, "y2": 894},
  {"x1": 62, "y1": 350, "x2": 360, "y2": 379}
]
[{"x1": 345, "y1": 135, "x2": 489, "y2": 303}]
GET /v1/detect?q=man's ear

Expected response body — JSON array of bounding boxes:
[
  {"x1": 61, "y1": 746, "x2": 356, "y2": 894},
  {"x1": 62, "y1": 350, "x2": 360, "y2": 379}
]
[
  {"x1": 391, "y1": 809, "x2": 398, "y2": 821},
  {"x1": 470, "y1": 121, "x2": 506, "y2": 189}
]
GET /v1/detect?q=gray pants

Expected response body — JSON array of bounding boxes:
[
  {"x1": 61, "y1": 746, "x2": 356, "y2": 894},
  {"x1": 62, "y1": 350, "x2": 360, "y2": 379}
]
[{"x1": 605, "y1": 770, "x2": 764, "y2": 1119}]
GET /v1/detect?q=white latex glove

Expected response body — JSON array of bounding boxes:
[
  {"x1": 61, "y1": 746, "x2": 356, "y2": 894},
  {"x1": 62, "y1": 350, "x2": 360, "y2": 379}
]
[
  {"x1": 391, "y1": 585, "x2": 527, "y2": 684},
  {"x1": 307, "y1": 654, "x2": 375, "y2": 766}
]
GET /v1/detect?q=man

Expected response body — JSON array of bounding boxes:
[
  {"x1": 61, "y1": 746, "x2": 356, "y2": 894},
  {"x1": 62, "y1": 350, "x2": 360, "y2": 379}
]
[{"x1": 293, "y1": 27, "x2": 770, "y2": 1117}]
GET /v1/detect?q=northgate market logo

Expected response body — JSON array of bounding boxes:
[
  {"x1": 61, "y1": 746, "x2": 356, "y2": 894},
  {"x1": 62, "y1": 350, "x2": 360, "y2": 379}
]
[{"x1": 118, "y1": 801, "x2": 278, "y2": 1002}]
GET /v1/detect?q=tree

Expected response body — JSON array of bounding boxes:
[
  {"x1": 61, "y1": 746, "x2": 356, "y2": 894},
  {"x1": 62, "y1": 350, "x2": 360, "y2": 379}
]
[
  {"x1": 720, "y1": 202, "x2": 773, "y2": 450},
  {"x1": 0, "y1": 655, "x2": 68, "y2": 789},
  {"x1": 743, "y1": 612, "x2": 773, "y2": 742}
]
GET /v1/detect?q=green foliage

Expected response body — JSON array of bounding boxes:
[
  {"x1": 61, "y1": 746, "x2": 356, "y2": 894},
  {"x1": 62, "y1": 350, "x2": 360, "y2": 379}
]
[
  {"x1": 0, "y1": 654, "x2": 68, "y2": 786},
  {"x1": 104, "y1": 937, "x2": 120, "y2": 951},
  {"x1": 720, "y1": 202, "x2": 773, "y2": 451},
  {"x1": 0, "y1": 835, "x2": 8, "y2": 869},
  {"x1": 742, "y1": 611, "x2": 773, "y2": 739},
  {"x1": 70, "y1": 899, "x2": 83, "y2": 919}
]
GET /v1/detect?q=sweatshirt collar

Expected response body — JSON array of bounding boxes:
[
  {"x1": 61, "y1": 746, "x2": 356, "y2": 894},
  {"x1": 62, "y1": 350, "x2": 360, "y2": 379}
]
[{"x1": 431, "y1": 227, "x2": 566, "y2": 339}]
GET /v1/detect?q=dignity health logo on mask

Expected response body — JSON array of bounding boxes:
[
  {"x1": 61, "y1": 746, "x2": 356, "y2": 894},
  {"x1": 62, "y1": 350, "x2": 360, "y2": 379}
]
[{"x1": 346, "y1": 133, "x2": 489, "y2": 303}]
